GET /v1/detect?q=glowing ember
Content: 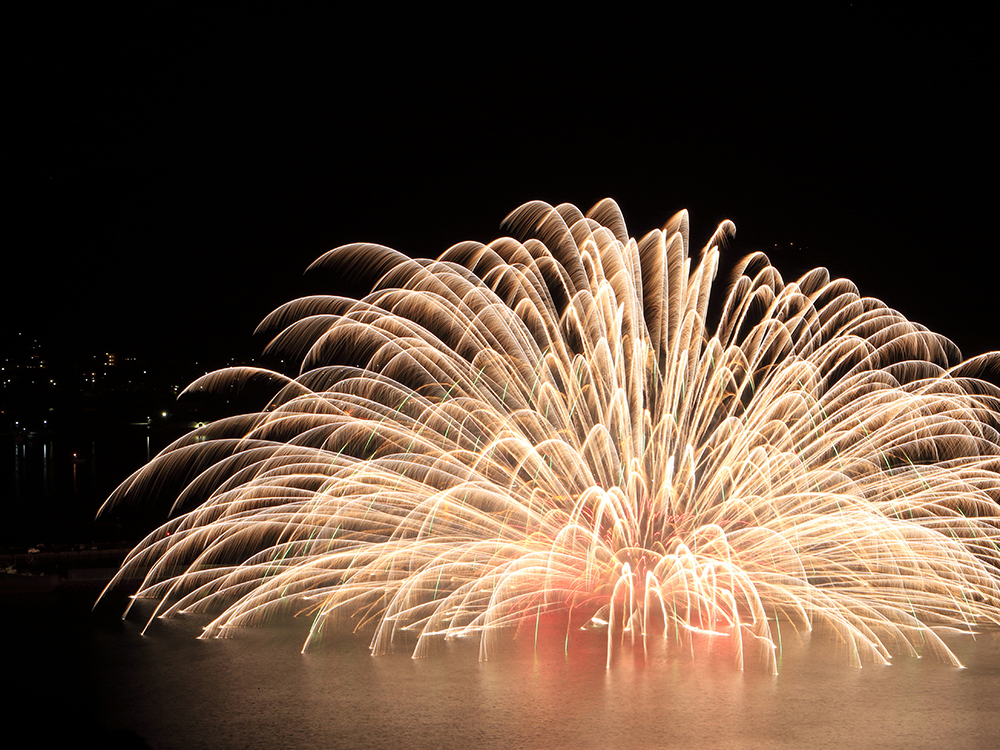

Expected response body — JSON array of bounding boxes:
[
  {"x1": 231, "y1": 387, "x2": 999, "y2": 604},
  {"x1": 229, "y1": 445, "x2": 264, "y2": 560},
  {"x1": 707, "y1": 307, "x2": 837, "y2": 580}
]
[{"x1": 100, "y1": 200, "x2": 1000, "y2": 673}]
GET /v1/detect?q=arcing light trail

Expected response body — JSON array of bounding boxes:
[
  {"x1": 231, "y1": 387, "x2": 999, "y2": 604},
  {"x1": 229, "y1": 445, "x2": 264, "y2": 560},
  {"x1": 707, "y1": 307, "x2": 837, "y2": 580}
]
[{"x1": 100, "y1": 200, "x2": 1000, "y2": 673}]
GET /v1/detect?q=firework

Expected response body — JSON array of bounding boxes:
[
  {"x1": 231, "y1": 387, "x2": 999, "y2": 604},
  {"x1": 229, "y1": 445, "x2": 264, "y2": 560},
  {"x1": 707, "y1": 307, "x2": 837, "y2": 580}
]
[{"x1": 100, "y1": 200, "x2": 1000, "y2": 673}]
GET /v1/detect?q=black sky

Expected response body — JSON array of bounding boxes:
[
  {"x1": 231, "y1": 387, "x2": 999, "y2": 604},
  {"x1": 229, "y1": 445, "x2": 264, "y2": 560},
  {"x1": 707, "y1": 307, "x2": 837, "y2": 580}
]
[{"x1": 4, "y1": 6, "x2": 995, "y2": 369}]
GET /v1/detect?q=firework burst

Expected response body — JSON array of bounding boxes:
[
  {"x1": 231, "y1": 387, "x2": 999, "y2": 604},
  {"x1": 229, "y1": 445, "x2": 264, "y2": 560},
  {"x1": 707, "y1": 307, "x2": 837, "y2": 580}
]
[{"x1": 101, "y1": 200, "x2": 1000, "y2": 673}]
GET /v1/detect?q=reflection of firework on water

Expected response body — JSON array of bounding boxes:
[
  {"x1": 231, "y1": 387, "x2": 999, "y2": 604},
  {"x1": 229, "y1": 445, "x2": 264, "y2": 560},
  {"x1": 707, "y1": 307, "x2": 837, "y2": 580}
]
[{"x1": 101, "y1": 200, "x2": 1000, "y2": 673}]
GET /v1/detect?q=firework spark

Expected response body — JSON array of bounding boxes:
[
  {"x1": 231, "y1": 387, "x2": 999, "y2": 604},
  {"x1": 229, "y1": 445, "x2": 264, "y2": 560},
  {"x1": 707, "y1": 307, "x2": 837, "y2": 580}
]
[{"x1": 100, "y1": 200, "x2": 1000, "y2": 673}]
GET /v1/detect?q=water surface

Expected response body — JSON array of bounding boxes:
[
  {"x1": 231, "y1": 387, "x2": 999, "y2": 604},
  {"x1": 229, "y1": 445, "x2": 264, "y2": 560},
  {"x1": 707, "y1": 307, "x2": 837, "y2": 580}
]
[{"x1": 6, "y1": 592, "x2": 999, "y2": 749}]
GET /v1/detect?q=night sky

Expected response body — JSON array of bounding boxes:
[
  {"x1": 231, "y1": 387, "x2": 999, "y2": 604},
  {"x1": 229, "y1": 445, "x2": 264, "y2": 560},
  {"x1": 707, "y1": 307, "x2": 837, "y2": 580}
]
[{"x1": 4, "y1": 6, "x2": 994, "y2": 371}]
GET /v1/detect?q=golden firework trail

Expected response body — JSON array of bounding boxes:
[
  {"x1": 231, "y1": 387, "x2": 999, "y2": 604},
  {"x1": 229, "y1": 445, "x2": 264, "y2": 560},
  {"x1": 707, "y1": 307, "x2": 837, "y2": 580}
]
[{"x1": 100, "y1": 200, "x2": 1000, "y2": 673}]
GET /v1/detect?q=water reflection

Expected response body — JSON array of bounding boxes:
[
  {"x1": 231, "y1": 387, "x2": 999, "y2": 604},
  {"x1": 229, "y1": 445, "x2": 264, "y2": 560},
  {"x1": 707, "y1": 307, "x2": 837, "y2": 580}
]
[
  {"x1": 1, "y1": 427, "x2": 172, "y2": 545},
  {"x1": 82, "y1": 601, "x2": 1000, "y2": 750},
  {"x1": 4, "y1": 590, "x2": 999, "y2": 750}
]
